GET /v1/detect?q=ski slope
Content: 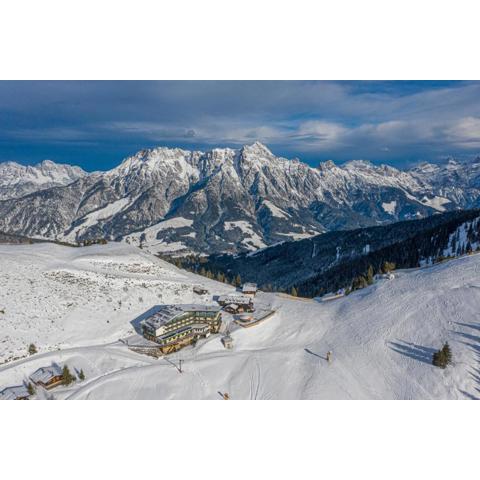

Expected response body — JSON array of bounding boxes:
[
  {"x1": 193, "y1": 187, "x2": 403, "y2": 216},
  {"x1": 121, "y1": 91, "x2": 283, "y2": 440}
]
[{"x1": 1, "y1": 242, "x2": 479, "y2": 399}]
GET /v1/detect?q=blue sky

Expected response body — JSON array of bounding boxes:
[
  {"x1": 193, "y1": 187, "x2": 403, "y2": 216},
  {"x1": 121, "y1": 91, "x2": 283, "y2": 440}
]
[{"x1": 1, "y1": 80, "x2": 479, "y2": 171}]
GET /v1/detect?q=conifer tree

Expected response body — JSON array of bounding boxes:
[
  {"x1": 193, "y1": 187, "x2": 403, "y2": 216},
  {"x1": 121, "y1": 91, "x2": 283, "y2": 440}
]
[
  {"x1": 78, "y1": 369, "x2": 85, "y2": 381},
  {"x1": 62, "y1": 365, "x2": 75, "y2": 386},
  {"x1": 366, "y1": 265, "x2": 374, "y2": 285},
  {"x1": 235, "y1": 274, "x2": 242, "y2": 287},
  {"x1": 432, "y1": 349, "x2": 444, "y2": 368},
  {"x1": 27, "y1": 382, "x2": 35, "y2": 396},
  {"x1": 432, "y1": 342, "x2": 452, "y2": 369},
  {"x1": 442, "y1": 342, "x2": 452, "y2": 365},
  {"x1": 28, "y1": 343, "x2": 37, "y2": 355},
  {"x1": 291, "y1": 286, "x2": 298, "y2": 297}
]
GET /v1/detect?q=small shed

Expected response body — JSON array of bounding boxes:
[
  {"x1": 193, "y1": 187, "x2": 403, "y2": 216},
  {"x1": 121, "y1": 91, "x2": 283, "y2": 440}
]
[
  {"x1": 193, "y1": 286, "x2": 209, "y2": 295},
  {"x1": 221, "y1": 335, "x2": 234, "y2": 349},
  {"x1": 30, "y1": 365, "x2": 63, "y2": 390},
  {"x1": 242, "y1": 283, "x2": 258, "y2": 297},
  {"x1": 0, "y1": 385, "x2": 30, "y2": 400},
  {"x1": 224, "y1": 303, "x2": 239, "y2": 314}
]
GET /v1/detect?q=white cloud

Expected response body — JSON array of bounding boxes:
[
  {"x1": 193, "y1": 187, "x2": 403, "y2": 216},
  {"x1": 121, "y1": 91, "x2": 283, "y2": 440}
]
[
  {"x1": 296, "y1": 120, "x2": 348, "y2": 145},
  {"x1": 446, "y1": 117, "x2": 480, "y2": 147}
]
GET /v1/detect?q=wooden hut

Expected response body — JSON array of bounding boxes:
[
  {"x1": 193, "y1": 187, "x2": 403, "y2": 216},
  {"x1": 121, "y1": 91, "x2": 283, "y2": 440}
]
[{"x1": 29, "y1": 365, "x2": 64, "y2": 390}]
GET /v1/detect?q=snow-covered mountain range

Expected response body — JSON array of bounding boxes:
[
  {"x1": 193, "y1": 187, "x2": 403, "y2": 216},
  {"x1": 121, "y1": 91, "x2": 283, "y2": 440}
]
[
  {"x1": 0, "y1": 159, "x2": 86, "y2": 200},
  {"x1": 1, "y1": 143, "x2": 480, "y2": 254}
]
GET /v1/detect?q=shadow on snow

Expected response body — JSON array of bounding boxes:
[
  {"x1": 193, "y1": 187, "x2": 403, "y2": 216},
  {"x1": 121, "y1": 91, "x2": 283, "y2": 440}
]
[{"x1": 388, "y1": 340, "x2": 436, "y2": 365}]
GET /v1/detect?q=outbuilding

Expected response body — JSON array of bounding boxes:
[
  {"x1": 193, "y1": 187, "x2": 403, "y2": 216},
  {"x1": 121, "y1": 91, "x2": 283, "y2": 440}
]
[
  {"x1": 242, "y1": 283, "x2": 258, "y2": 297},
  {"x1": 0, "y1": 385, "x2": 30, "y2": 400},
  {"x1": 221, "y1": 335, "x2": 234, "y2": 349},
  {"x1": 193, "y1": 286, "x2": 209, "y2": 295},
  {"x1": 217, "y1": 295, "x2": 254, "y2": 312}
]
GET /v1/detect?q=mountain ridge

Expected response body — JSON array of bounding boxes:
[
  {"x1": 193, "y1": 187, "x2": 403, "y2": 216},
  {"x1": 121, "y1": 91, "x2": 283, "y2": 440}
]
[{"x1": 1, "y1": 143, "x2": 480, "y2": 255}]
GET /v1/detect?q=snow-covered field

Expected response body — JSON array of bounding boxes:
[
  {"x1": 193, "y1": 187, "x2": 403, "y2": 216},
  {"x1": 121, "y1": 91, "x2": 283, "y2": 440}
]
[{"x1": 1, "y1": 242, "x2": 479, "y2": 399}]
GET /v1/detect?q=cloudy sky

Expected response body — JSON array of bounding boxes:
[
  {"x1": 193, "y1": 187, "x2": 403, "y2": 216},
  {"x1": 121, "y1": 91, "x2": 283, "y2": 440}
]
[{"x1": 1, "y1": 80, "x2": 479, "y2": 171}]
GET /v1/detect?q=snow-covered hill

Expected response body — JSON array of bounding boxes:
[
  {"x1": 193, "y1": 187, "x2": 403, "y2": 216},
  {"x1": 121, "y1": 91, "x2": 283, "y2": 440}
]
[
  {"x1": 0, "y1": 242, "x2": 479, "y2": 399},
  {"x1": 2, "y1": 144, "x2": 480, "y2": 255}
]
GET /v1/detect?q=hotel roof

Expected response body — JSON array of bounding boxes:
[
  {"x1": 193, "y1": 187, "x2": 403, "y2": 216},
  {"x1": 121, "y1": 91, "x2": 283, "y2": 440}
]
[
  {"x1": 141, "y1": 304, "x2": 221, "y2": 330},
  {"x1": 218, "y1": 294, "x2": 253, "y2": 305}
]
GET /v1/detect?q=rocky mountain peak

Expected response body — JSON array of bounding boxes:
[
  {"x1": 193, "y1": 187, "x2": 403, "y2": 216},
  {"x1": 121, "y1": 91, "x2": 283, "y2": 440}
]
[{"x1": 241, "y1": 141, "x2": 274, "y2": 158}]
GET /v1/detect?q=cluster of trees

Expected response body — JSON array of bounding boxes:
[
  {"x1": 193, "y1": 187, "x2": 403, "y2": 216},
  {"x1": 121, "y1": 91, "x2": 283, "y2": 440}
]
[
  {"x1": 162, "y1": 254, "x2": 243, "y2": 287},
  {"x1": 295, "y1": 213, "x2": 480, "y2": 298},
  {"x1": 161, "y1": 210, "x2": 480, "y2": 300},
  {"x1": 347, "y1": 262, "x2": 395, "y2": 294},
  {"x1": 432, "y1": 342, "x2": 452, "y2": 369},
  {"x1": 61, "y1": 366, "x2": 85, "y2": 385},
  {"x1": 80, "y1": 238, "x2": 108, "y2": 247}
]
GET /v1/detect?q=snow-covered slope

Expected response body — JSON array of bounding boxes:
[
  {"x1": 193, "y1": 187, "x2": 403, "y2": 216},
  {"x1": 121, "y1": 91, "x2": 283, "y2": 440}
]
[
  {"x1": 0, "y1": 242, "x2": 479, "y2": 399},
  {"x1": 0, "y1": 159, "x2": 86, "y2": 200}
]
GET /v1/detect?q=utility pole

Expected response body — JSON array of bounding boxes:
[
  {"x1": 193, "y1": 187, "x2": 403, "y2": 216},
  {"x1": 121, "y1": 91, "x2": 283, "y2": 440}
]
[{"x1": 178, "y1": 359, "x2": 183, "y2": 373}]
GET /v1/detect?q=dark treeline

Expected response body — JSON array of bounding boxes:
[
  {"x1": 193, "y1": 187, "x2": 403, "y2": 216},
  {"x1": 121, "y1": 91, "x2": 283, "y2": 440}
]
[{"x1": 164, "y1": 210, "x2": 480, "y2": 298}]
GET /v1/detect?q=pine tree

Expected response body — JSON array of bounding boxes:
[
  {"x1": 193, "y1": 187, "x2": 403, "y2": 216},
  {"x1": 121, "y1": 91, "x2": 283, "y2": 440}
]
[
  {"x1": 28, "y1": 343, "x2": 37, "y2": 355},
  {"x1": 466, "y1": 241, "x2": 472, "y2": 254},
  {"x1": 235, "y1": 274, "x2": 242, "y2": 287},
  {"x1": 366, "y1": 265, "x2": 374, "y2": 285},
  {"x1": 382, "y1": 261, "x2": 396, "y2": 273},
  {"x1": 352, "y1": 275, "x2": 368, "y2": 291},
  {"x1": 27, "y1": 382, "x2": 35, "y2": 396},
  {"x1": 78, "y1": 369, "x2": 85, "y2": 381},
  {"x1": 432, "y1": 349, "x2": 445, "y2": 368},
  {"x1": 62, "y1": 365, "x2": 75, "y2": 386},
  {"x1": 291, "y1": 286, "x2": 298, "y2": 297},
  {"x1": 432, "y1": 342, "x2": 452, "y2": 369},
  {"x1": 442, "y1": 342, "x2": 452, "y2": 365}
]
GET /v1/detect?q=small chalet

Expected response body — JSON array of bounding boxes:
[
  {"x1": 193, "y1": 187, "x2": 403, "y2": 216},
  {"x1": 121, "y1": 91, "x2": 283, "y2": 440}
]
[
  {"x1": 193, "y1": 286, "x2": 209, "y2": 295},
  {"x1": 30, "y1": 365, "x2": 63, "y2": 390},
  {"x1": 242, "y1": 283, "x2": 258, "y2": 297},
  {"x1": 0, "y1": 385, "x2": 30, "y2": 400},
  {"x1": 223, "y1": 303, "x2": 240, "y2": 314}
]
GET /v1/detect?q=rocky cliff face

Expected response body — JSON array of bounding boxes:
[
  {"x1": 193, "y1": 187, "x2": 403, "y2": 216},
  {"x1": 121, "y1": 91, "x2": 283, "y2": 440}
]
[{"x1": 1, "y1": 143, "x2": 479, "y2": 254}]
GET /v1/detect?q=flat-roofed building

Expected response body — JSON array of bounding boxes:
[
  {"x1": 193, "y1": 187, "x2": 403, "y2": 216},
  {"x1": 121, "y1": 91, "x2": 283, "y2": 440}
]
[{"x1": 141, "y1": 304, "x2": 222, "y2": 354}]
